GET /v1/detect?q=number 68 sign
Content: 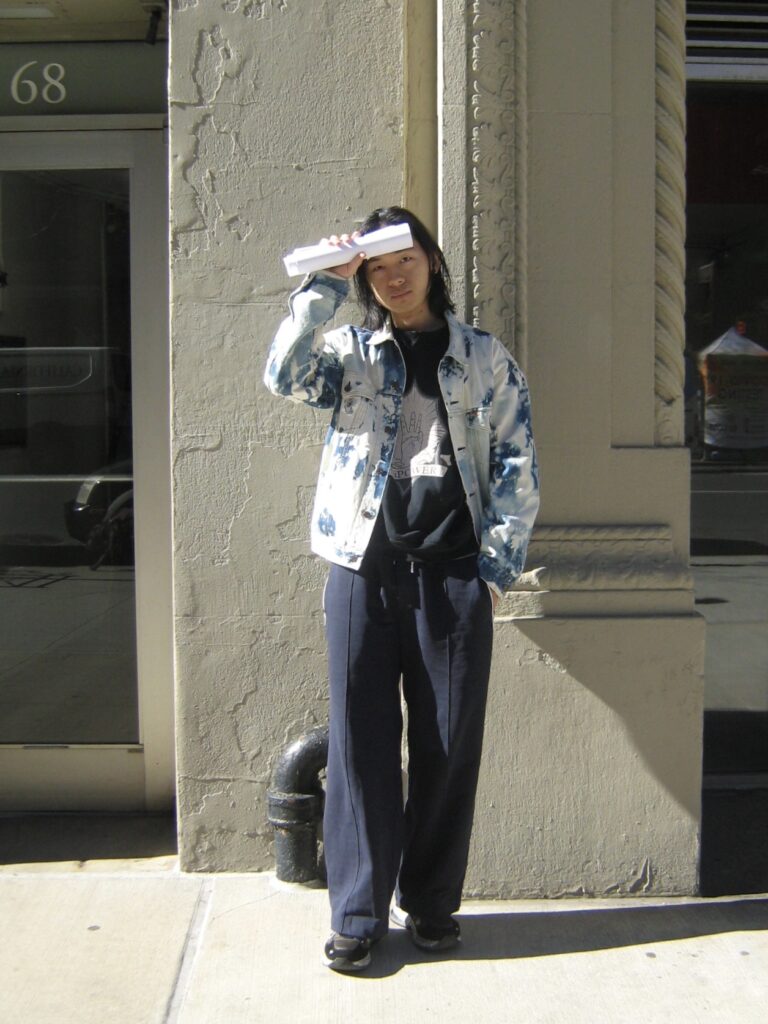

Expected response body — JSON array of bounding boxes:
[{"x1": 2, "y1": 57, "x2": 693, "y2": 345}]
[{"x1": 10, "y1": 61, "x2": 67, "y2": 105}]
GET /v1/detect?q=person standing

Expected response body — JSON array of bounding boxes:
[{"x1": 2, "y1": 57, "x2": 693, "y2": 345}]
[{"x1": 264, "y1": 206, "x2": 539, "y2": 971}]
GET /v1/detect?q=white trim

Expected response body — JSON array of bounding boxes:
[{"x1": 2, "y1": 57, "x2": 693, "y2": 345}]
[
  {"x1": 128, "y1": 129, "x2": 175, "y2": 811},
  {"x1": 0, "y1": 747, "x2": 147, "y2": 811}
]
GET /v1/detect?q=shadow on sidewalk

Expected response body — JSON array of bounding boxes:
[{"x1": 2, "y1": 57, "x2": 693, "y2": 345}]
[
  {"x1": 358, "y1": 898, "x2": 768, "y2": 978},
  {"x1": 0, "y1": 813, "x2": 176, "y2": 864}
]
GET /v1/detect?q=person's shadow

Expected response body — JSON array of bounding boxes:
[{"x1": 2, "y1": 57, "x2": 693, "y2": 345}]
[{"x1": 355, "y1": 898, "x2": 768, "y2": 978}]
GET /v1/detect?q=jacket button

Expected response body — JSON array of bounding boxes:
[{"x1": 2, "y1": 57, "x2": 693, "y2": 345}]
[{"x1": 361, "y1": 508, "x2": 376, "y2": 519}]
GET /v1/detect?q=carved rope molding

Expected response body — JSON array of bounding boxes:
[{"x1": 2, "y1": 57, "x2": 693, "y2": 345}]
[
  {"x1": 468, "y1": 0, "x2": 524, "y2": 356},
  {"x1": 655, "y1": 0, "x2": 687, "y2": 446},
  {"x1": 518, "y1": 524, "x2": 691, "y2": 592}
]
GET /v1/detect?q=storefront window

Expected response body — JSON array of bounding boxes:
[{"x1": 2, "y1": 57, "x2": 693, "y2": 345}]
[
  {"x1": 0, "y1": 168, "x2": 137, "y2": 744},
  {"x1": 686, "y1": 79, "x2": 768, "y2": 772},
  {"x1": 686, "y1": 82, "x2": 768, "y2": 466}
]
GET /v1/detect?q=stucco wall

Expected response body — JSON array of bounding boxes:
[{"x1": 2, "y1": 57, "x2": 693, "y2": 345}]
[{"x1": 170, "y1": 0, "x2": 405, "y2": 870}]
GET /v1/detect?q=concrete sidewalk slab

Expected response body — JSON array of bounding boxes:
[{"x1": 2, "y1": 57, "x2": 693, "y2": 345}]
[
  {"x1": 0, "y1": 872, "x2": 201, "y2": 1024},
  {"x1": 176, "y1": 876, "x2": 768, "y2": 1024},
  {"x1": 1, "y1": 869, "x2": 766, "y2": 1024}
]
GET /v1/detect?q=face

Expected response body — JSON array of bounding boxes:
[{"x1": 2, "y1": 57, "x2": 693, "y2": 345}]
[{"x1": 364, "y1": 240, "x2": 438, "y2": 329}]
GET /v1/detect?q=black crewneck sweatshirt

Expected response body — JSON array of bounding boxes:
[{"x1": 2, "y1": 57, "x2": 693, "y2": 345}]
[{"x1": 371, "y1": 324, "x2": 477, "y2": 561}]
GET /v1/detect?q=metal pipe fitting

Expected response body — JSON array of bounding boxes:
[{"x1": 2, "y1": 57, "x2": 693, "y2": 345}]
[{"x1": 267, "y1": 726, "x2": 329, "y2": 883}]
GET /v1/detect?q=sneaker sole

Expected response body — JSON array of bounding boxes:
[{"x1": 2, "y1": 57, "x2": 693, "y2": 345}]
[
  {"x1": 389, "y1": 905, "x2": 408, "y2": 929},
  {"x1": 390, "y1": 907, "x2": 461, "y2": 951},
  {"x1": 407, "y1": 926, "x2": 460, "y2": 952},
  {"x1": 324, "y1": 950, "x2": 372, "y2": 972}
]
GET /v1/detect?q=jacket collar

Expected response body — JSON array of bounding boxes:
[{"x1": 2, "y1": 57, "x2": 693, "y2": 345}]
[{"x1": 368, "y1": 311, "x2": 469, "y2": 366}]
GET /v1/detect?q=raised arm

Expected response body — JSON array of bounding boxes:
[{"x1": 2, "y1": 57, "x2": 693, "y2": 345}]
[{"x1": 264, "y1": 238, "x2": 365, "y2": 407}]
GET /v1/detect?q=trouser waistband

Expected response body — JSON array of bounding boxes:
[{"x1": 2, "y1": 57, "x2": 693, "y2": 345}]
[{"x1": 358, "y1": 549, "x2": 478, "y2": 582}]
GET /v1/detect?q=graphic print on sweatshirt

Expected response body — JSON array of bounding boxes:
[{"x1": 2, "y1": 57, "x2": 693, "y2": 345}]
[{"x1": 389, "y1": 384, "x2": 452, "y2": 480}]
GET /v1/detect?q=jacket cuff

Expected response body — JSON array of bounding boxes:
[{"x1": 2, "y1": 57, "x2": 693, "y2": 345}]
[{"x1": 295, "y1": 270, "x2": 350, "y2": 299}]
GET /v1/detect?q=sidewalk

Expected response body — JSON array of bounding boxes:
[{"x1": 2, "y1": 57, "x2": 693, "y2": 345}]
[{"x1": 1, "y1": 855, "x2": 766, "y2": 1024}]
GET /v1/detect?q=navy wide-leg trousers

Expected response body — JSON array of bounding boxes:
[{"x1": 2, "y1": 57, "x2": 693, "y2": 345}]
[{"x1": 322, "y1": 555, "x2": 494, "y2": 942}]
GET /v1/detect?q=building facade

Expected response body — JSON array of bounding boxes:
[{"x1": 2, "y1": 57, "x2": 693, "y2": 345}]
[
  {"x1": 168, "y1": 0, "x2": 704, "y2": 893},
  {"x1": 2, "y1": 0, "x2": 733, "y2": 896}
]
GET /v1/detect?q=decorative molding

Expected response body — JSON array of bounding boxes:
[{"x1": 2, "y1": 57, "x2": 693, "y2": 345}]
[
  {"x1": 446, "y1": 1, "x2": 687, "y2": 428},
  {"x1": 469, "y1": 0, "x2": 520, "y2": 352},
  {"x1": 512, "y1": 0, "x2": 528, "y2": 368},
  {"x1": 655, "y1": 0, "x2": 687, "y2": 446},
  {"x1": 441, "y1": 0, "x2": 525, "y2": 359},
  {"x1": 438, "y1": 0, "x2": 469, "y2": 316},
  {"x1": 518, "y1": 524, "x2": 691, "y2": 592}
]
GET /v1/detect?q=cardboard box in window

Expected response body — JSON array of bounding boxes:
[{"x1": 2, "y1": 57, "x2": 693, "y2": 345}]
[{"x1": 699, "y1": 326, "x2": 768, "y2": 450}]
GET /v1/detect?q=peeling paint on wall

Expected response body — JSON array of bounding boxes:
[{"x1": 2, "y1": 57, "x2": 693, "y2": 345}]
[
  {"x1": 223, "y1": 0, "x2": 288, "y2": 17},
  {"x1": 192, "y1": 25, "x2": 238, "y2": 105}
]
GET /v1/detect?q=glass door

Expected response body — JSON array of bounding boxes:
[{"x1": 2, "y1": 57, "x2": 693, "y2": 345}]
[
  {"x1": 686, "y1": 82, "x2": 768, "y2": 767},
  {"x1": 0, "y1": 130, "x2": 172, "y2": 810}
]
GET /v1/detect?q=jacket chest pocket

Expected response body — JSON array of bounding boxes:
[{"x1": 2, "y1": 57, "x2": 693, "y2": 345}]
[
  {"x1": 336, "y1": 385, "x2": 375, "y2": 433},
  {"x1": 465, "y1": 403, "x2": 492, "y2": 432}
]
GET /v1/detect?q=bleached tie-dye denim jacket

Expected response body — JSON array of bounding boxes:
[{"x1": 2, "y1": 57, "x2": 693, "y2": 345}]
[{"x1": 264, "y1": 271, "x2": 539, "y2": 594}]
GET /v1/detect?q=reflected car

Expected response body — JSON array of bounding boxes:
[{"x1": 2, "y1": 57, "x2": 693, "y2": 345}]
[{"x1": 64, "y1": 460, "x2": 133, "y2": 545}]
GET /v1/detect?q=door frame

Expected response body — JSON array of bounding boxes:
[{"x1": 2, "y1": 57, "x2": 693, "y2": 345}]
[{"x1": 0, "y1": 122, "x2": 174, "y2": 811}]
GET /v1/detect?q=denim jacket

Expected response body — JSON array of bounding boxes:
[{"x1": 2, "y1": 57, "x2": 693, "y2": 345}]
[{"x1": 264, "y1": 272, "x2": 539, "y2": 594}]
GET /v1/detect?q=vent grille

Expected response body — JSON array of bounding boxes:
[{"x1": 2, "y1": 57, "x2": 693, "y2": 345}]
[{"x1": 688, "y1": 2, "x2": 768, "y2": 61}]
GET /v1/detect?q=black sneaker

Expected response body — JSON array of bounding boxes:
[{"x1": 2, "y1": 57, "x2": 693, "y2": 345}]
[
  {"x1": 323, "y1": 933, "x2": 372, "y2": 972},
  {"x1": 389, "y1": 906, "x2": 461, "y2": 951}
]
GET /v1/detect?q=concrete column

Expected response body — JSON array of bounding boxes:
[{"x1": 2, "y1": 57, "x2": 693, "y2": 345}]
[
  {"x1": 441, "y1": 0, "x2": 704, "y2": 895},
  {"x1": 169, "y1": 1, "x2": 406, "y2": 870},
  {"x1": 404, "y1": 0, "x2": 438, "y2": 233}
]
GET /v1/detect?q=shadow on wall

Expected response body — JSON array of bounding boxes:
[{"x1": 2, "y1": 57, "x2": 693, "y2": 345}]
[
  {"x1": 498, "y1": 619, "x2": 767, "y2": 899},
  {"x1": 510, "y1": 617, "x2": 703, "y2": 822}
]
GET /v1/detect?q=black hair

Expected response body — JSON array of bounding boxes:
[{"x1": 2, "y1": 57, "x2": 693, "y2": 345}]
[{"x1": 353, "y1": 206, "x2": 455, "y2": 330}]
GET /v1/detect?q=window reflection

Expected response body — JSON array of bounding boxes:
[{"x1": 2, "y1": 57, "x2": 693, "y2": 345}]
[
  {"x1": 686, "y1": 83, "x2": 768, "y2": 465},
  {"x1": 0, "y1": 169, "x2": 137, "y2": 744}
]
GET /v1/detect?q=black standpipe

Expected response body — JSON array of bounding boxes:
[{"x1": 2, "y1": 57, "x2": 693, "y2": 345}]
[{"x1": 267, "y1": 726, "x2": 329, "y2": 883}]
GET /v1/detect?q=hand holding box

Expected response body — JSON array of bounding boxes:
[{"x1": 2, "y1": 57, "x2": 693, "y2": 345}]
[{"x1": 283, "y1": 223, "x2": 413, "y2": 277}]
